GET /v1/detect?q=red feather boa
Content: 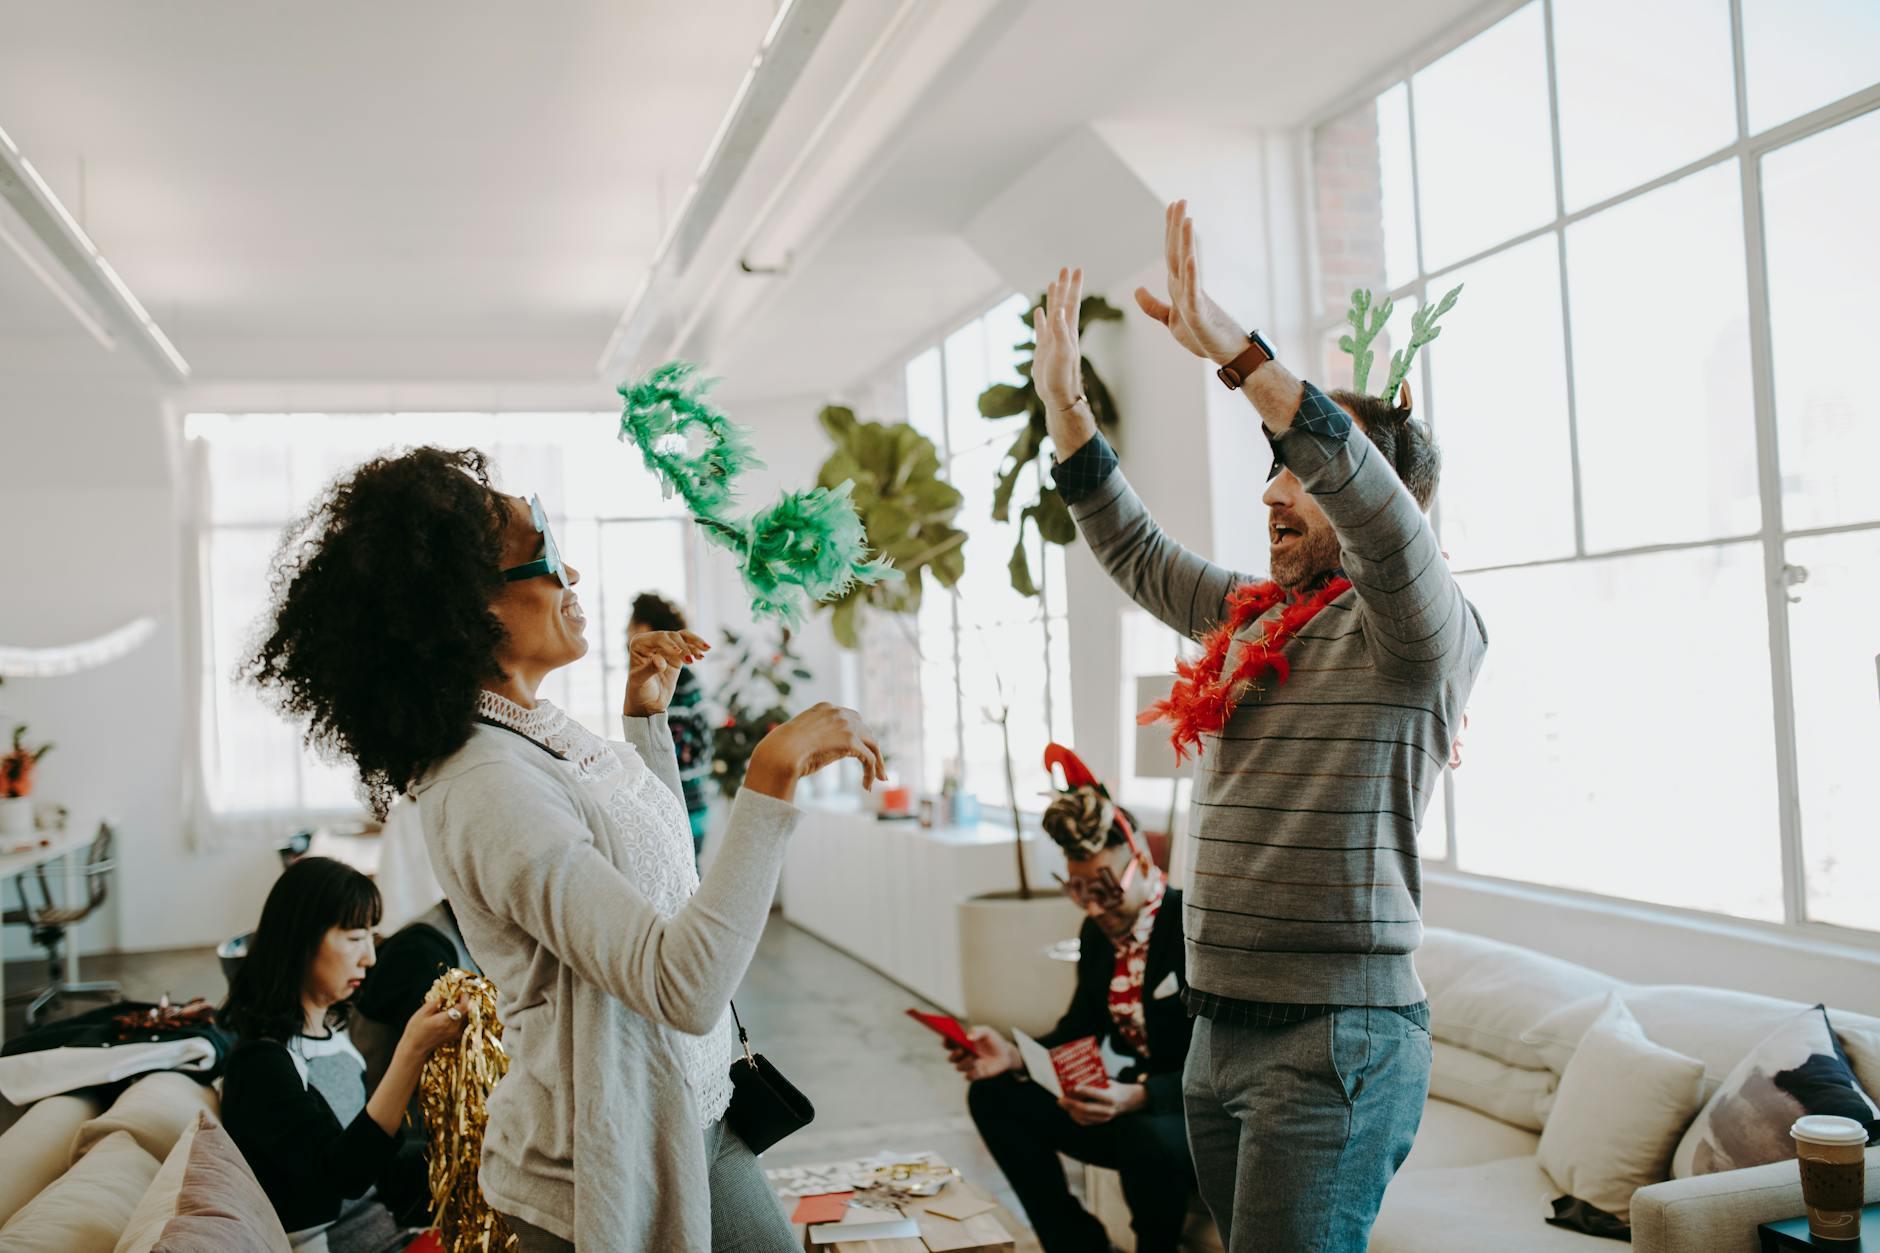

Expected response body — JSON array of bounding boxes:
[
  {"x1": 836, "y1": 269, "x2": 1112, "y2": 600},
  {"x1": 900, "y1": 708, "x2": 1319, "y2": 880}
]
[{"x1": 1137, "y1": 575, "x2": 1352, "y2": 763}]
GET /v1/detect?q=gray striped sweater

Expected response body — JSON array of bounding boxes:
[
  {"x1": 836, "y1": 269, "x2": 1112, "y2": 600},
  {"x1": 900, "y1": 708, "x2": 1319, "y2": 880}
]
[{"x1": 1066, "y1": 410, "x2": 1487, "y2": 1007}]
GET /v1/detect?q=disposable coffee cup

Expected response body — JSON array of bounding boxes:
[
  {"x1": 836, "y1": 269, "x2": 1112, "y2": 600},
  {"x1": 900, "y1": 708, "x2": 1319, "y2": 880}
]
[{"x1": 1791, "y1": 1114, "x2": 1868, "y2": 1242}]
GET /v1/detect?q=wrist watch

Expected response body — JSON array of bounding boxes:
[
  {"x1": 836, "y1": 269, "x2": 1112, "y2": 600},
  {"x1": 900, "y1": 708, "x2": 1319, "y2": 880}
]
[{"x1": 1216, "y1": 330, "x2": 1275, "y2": 390}]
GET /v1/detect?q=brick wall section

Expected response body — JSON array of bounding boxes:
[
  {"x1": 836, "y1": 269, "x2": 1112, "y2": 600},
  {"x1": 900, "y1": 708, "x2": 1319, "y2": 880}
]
[{"x1": 1312, "y1": 101, "x2": 1393, "y2": 384}]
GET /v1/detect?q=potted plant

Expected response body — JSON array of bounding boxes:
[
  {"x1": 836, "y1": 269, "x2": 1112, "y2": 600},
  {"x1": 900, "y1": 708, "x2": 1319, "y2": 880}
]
[
  {"x1": 1, "y1": 724, "x2": 53, "y2": 837},
  {"x1": 707, "y1": 628, "x2": 810, "y2": 799},
  {"x1": 812, "y1": 407, "x2": 968, "y2": 648},
  {"x1": 954, "y1": 677, "x2": 1080, "y2": 1038}
]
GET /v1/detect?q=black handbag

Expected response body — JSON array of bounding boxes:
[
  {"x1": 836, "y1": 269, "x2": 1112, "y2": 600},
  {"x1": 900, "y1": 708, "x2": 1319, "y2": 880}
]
[{"x1": 724, "y1": 1001, "x2": 814, "y2": 1154}]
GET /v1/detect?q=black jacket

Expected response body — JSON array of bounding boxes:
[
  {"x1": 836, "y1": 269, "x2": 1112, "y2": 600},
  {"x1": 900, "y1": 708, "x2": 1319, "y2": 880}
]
[
  {"x1": 220, "y1": 1036, "x2": 425, "y2": 1234},
  {"x1": 1036, "y1": 888, "x2": 1191, "y2": 1115}
]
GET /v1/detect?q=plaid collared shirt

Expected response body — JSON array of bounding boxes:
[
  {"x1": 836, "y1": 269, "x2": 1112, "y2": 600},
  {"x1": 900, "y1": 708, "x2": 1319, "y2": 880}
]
[{"x1": 1050, "y1": 431, "x2": 1122, "y2": 505}]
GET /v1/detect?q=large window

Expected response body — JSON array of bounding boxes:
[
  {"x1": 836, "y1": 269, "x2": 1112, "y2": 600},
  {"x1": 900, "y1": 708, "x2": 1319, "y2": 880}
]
[
  {"x1": 893, "y1": 295, "x2": 1073, "y2": 812},
  {"x1": 184, "y1": 412, "x2": 693, "y2": 832},
  {"x1": 1308, "y1": 0, "x2": 1880, "y2": 934}
]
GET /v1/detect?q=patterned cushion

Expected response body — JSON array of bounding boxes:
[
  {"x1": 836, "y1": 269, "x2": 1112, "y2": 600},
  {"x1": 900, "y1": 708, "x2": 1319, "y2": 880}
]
[
  {"x1": 1671, "y1": 1005, "x2": 1880, "y2": 1178},
  {"x1": 115, "y1": 1112, "x2": 289, "y2": 1253}
]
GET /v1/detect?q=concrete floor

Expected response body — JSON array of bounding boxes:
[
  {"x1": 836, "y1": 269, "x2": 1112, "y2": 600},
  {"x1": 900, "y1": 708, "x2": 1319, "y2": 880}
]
[{"x1": 3, "y1": 916, "x2": 1050, "y2": 1251}]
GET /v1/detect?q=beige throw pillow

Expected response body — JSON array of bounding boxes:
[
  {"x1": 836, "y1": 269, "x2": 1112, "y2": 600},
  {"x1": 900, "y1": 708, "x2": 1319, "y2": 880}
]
[
  {"x1": 0, "y1": 1129, "x2": 158, "y2": 1253},
  {"x1": 1428, "y1": 1040, "x2": 1556, "y2": 1131},
  {"x1": 1536, "y1": 993, "x2": 1707, "y2": 1223}
]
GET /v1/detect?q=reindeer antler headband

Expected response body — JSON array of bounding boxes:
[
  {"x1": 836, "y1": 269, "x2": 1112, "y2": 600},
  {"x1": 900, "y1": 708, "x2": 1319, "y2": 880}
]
[{"x1": 1338, "y1": 283, "x2": 1462, "y2": 411}]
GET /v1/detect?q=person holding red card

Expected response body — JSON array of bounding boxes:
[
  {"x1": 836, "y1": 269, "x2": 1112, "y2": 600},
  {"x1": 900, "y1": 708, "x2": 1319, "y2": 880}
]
[{"x1": 942, "y1": 745, "x2": 1195, "y2": 1253}]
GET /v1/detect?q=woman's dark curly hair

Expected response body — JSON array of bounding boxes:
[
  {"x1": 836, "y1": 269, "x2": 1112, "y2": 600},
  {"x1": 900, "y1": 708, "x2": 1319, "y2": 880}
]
[{"x1": 245, "y1": 446, "x2": 508, "y2": 818}]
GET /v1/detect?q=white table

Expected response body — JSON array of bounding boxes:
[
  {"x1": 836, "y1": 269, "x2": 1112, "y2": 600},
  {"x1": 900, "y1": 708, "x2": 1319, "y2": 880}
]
[
  {"x1": 778, "y1": 800, "x2": 1067, "y2": 1016},
  {"x1": 0, "y1": 824, "x2": 91, "y2": 1046}
]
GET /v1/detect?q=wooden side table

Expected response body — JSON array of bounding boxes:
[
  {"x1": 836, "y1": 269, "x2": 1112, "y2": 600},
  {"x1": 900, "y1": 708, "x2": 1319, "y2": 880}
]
[{"x1": 1759, "y1": 1202, "x2": 1877, "y2": 1249}]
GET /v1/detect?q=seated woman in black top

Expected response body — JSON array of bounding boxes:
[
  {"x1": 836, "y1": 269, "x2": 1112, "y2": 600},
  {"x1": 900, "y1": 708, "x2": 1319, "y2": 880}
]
[{"x1": 221, "y1": 856, "x2": 466, "y2": 1252}]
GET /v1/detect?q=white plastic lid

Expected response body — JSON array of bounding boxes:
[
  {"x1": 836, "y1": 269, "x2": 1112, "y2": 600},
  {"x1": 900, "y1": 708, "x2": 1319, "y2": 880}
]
[{"x1": 1791, "y1": 1115, "x2": 1870, "y2": 1146}]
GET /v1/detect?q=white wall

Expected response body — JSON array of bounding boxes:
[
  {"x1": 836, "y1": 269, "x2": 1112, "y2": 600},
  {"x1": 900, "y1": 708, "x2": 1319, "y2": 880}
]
[{"x1": 1, "y1": 378, "x2": 280, "y2": 960}]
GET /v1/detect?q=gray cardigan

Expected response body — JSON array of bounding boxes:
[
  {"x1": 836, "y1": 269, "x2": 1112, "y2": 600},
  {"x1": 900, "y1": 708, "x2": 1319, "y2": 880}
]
[{"x1": 412, "y1": 712, "x2": 801, "y2": 1249}]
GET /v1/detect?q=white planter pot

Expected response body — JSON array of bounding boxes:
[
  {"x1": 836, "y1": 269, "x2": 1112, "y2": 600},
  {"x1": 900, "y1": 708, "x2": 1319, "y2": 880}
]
[
  {"x1": 957, "y1": 891, "x2": 1085, "y2": 1039},
  {"x1": 0, "y1": 796, "x2": 34, "y2": 838}
]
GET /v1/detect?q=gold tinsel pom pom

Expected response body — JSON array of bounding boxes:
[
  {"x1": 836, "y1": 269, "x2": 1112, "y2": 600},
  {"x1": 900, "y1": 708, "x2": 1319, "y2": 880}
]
[{"x1": 418, "y1": 970, "x2": 517, "y2": 1252}]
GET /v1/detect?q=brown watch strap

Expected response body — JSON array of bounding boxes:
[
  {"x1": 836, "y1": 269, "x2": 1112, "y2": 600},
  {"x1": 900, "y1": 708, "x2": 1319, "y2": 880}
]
[{"x1": 1216, "y1": 334, "x2": 1272, "y2": 389}]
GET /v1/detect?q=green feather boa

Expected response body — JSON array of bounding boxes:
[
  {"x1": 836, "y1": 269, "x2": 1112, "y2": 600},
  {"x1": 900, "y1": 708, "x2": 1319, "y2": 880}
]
[{"x1": 618, "y1": 362, "x2": 896, "y2": 624}]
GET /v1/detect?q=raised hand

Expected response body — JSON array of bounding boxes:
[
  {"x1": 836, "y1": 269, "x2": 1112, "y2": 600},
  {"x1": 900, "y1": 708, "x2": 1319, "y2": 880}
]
[
  {"x1": 1134, "y1": 200, "x2": 1247, "y2": 364},
  {"x1": 624, "y1": 629, "x2": 711, "y2": 717},
  {"x1": 744, "y1": 702, "x2": 887, "y2": 803},
  {"x1": 1033, "y1": 266, "x2": 1086, "y2": 412},
  {"x1": 1034, "y1": 267, "x2": 1100, "y2": 460}
]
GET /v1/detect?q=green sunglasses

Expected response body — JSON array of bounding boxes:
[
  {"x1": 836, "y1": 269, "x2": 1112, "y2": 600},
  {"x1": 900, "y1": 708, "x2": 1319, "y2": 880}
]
[{"x1": 500, "y1": 494, "x2": 570, "y2": 589}]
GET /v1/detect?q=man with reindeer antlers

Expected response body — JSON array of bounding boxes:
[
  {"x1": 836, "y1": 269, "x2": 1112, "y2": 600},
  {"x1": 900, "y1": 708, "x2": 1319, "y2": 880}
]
[{"x1": 1029, "y1": 202, "x2": 1487, "y2": 1252}]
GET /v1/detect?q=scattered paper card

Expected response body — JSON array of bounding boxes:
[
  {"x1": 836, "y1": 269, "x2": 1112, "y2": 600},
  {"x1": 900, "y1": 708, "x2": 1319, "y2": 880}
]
[
  {"x1": 926, "y1": 1195, "x2": 999, "y2": 1222},
  {"x1": 789, "y1": 1192, "x2": 853, "y2": 1225},
  {"x1": 808, "y1": 1220, "x2": 922, "y2": 1244}
]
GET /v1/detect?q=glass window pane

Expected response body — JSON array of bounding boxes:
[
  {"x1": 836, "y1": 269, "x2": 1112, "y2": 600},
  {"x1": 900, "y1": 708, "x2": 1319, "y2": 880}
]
[
  {"x1": 1378, "y1": 85, "x2": 1420, "y2": 293},
  {"x1": 1424, "y1": 236, "x2": 1577, "y2": 568},
  {"x1": 1312, "y1": 85, "x2": 1418, "y2": 317},
  {"x1": 958, "y1": 620, "x2": 1053, "y2": 810},
  {"x1": 1568, "y1": 160, "x2": 1758, "y2": 550},
  {"x1": 1762, "y1": 108, "x2": 1880, "y2": 530},
  {"x1": 1552, "y1": 0, "x2": 1737, "y2": 210},
  {"x1": 917, "y1": 589, "x2": 960, "y2": 796},
  {"x1": 1413, "y1": 3, "x2": 1556, "y2": 271},
  {"x1": 1743, "y1": 0, "x2": 1880, "y2": 134},
  {"x1": 1786, "y1": 529, "x2": 1880, "y2": 933},
  {"x1": 905, "y1": 347, "x2": 945, "y2": 454},
  {"x1": 1453, "y1": 543, "x2": 1781, "y2": 921}
]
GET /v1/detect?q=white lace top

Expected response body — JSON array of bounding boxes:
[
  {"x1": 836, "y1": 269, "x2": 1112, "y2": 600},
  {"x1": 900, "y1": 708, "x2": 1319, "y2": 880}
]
[{"x1": 476, "y1": 691, "x2": 737, "y2": 1126}]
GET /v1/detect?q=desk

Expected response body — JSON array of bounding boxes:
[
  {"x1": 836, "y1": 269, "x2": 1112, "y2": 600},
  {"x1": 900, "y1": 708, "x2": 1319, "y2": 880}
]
[{"x1": 0, "y1": 825, "x2": 90, "y2": 1047}]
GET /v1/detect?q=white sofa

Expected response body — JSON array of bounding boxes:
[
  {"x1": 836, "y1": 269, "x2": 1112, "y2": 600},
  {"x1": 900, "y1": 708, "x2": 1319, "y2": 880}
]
[{"x1": 1087, "y1": 926, "x2": 1880, "y2": 1253}]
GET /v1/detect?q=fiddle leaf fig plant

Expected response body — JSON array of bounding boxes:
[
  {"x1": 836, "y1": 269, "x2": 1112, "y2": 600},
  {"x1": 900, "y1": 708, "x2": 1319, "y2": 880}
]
[
  {"x1": 979, "y1": 293, "x2": 1124, "y2": 596},
  {"x1": 814, "y1": 406, "x2": 968, "y2": 649}
]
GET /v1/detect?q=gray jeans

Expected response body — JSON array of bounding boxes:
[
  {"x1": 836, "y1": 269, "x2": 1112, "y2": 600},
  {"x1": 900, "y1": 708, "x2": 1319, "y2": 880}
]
[
  {"x1": 1183, "y1": 1008, "x2": 1431, "y2": 1253},
  {"x1": 504, "y1": 1118, "x2": 795, "y2": 1253}
]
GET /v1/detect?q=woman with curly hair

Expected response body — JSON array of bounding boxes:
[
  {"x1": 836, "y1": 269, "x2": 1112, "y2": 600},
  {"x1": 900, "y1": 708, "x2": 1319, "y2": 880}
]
[{"x1": 248, "y1": 446, "x2": 885, "y2": 1252}]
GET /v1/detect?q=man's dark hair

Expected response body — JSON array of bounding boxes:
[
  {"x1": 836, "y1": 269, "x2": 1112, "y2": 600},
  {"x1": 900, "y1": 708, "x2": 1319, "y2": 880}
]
[
  {"x1": 1329, "y1": 388, "x2": 1441, "y2": 512},
  {"x1": 630, "y1": 592, "x2": 687, "y2": 633},
  {"x1": 1041, "y1": 786, "x2": 1142, "y2": 860},
  {"x1": 221, "y1": 856, "x2": 382, "y2": 1042}
]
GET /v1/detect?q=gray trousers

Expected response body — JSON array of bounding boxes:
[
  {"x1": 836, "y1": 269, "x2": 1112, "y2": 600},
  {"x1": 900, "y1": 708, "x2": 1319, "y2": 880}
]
[
  {"x1": 504, "y1": 1118, "x2": 795, "y2": 1253},
  {"x1": 1183, "y1": 1008, "x2": 1431, "y2": 1253}
]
